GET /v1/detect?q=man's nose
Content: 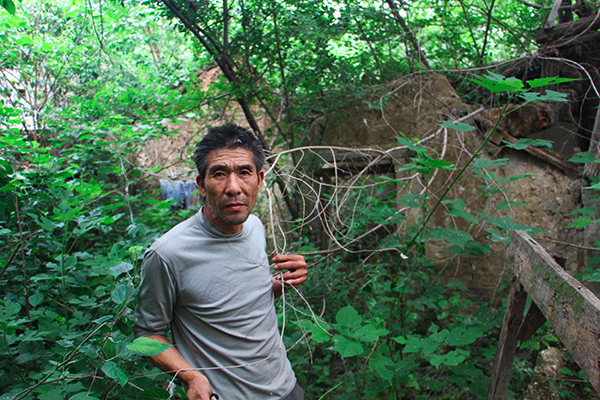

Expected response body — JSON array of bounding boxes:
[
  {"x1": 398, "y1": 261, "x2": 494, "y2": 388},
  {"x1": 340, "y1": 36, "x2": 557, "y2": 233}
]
[{"x1": 225, "y1": 174, "x2": 242, "y2": 195}]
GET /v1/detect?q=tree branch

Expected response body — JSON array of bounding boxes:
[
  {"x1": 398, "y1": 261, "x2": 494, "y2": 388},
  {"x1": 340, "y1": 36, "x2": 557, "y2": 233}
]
[{"x1": 385, "y1": 0, "x2": 432, "y2": 71}]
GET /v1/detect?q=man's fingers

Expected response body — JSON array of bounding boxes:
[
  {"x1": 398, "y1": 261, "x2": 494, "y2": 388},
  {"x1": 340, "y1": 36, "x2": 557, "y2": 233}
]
[{"x1": 271, "y1": 254, "x2": 307, "y2": 287}]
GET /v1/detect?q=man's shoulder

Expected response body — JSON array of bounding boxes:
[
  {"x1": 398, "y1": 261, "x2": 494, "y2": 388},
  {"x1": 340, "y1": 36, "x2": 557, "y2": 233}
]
[
  {"x1": 150, "y1": 213, "x2": 201, "y2": 252},
  {"x1": 246, "y1": 214, "x2": 263, "y2": 226},
  {"x1": 245, "y1": 214, "x2": 266, "y2": 235}
]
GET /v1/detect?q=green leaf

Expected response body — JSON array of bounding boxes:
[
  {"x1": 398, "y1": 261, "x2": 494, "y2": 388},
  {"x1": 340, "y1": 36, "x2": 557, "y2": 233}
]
[
  {"x1": 1, "y1": 0, "x2": 15, "y2": 14},
  {"x1": 335, "y1": 306, "x2": 362, "y2": 330},
  {"x1": 431, "y1": 227, "x2": 473, "y2": 249},
  {"x1": 496, "y1": 201, "x2": 526, "y2": 210},
  {"x1": 443, "y1": 199, "x2": 479, "y2": 224},
  {"x1": 415, "y1": 155, "x2": 455, "y2": 170},
  {"x1": 39, "y1": 389, "x2": 63, "y2": 400},
  {"x1": 333, "y1": 335, "x2": 363, "y2": 358},
  {"x1": 111, "y1": 283, "x2": 130, "y2": 304},
  {"x1": 444, "y1": 326, "x2": 484, "y2": 346},
  {"x1": 469, "y1": 74, "x2": 523, "y2": 93},
  {"x1": 354, "y1": 324, "x2": 390, "y2": 342},
  {"x1": 295, "y1": 317, "x2": 331, "y2": 343},
  {"x1": 109, "y1": 262, "x2": 134, "y2": 277},
  {"x1": 368, "y1": 355, "x2": 396, "y2": 381},
  {"x1": 397, "y1": 193, "x2": 426, "y2": 208},
  {"x1": 69, "y1": 394, "x2": 101, "y2": 400},
  {"x1": 430, "y1": 349, "x2": 467, "y2": 368},
  {"x1": 526, "y1": 77, "x2": 580, "y2": 88},
  {"x1": 439, "y1": 121, "x2": 475, "y2": 132},
  {"x1": 28, "y1": 293, "x2": 44, "y2": 307},
  {"x1": 485, "y1": 228, "x2": 511, "y2": 245},
  {"x1": 568, "y1": 216, "x2": 592, "y2": 228},
  {"x1": 126, "y1": 337, "x2": 173, "y2": 356},
  {"x1": 101, "y1": 361, "x2": 128, "y2": 386},
  {"x1": 471, "y1": 158, "x2": 510, "y2": 168},
  {"x1": 138, "y1": 388, "x2": 171, "y2": 400},
  {"x1": 396, "y1": 135, "x2": 428, "y2": 152},
  {"x1": 586, "y1": 181, "x2": 600, "y2": 190},
  {"x1": 570, "y1": 207, "x2": 596, "y2": 215},
  {"x1": 504, "y1": 138, "x2": 553, "y2": 150},
  {"x1": 377, "y1": 175, "x2": 409, "y2": 186},
  {"x1": 569, "y1": 152, "x2": 596, "y2": 163}
]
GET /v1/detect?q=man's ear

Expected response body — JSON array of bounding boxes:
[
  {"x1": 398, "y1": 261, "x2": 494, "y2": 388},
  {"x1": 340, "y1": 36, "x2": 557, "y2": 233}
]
[
  {"x1": 257, "y1": 169, "x2": 265, "y2": 189},
  {"x1": 196, "y1": 175, "x2": 206, "y2": 198}
]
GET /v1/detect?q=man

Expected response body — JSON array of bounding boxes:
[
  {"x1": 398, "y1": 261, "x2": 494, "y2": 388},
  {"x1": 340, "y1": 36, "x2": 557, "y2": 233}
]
[{"x1": 134, "y1": 123, "x2": 307, "y2": 400}]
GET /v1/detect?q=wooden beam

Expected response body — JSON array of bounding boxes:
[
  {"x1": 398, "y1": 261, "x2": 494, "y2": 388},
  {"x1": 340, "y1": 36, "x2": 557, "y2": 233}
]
[
  {"x1": 494, "y1": 128, "x2": 581, "y2": 175},
  {"x1": 516, "y1": 302, "x2": 547, "y2": 342},
  {"x1": 487, "y1": 280, "x2": 528, "y2": 400},
  {"x1": 508, "y1": 230, "x2": 600, "y2": 393}
]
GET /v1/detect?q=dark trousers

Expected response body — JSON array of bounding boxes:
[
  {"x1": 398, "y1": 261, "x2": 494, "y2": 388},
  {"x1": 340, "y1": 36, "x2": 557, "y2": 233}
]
[{"x1": 282, "y1": 382, "x2": 304, "y2": 400}]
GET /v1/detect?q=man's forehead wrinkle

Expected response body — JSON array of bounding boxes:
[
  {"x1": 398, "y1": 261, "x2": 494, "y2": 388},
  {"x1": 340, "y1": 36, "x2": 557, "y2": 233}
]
[{"x1": 207, "y1": 161, "x2": 255, "y2": 174}]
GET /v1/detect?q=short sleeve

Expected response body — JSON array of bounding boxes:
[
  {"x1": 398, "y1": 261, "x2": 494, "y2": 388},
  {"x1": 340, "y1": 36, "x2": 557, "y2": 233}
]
[{"x1": 133, "y1": 249, "x2": 178, "y2": 338}]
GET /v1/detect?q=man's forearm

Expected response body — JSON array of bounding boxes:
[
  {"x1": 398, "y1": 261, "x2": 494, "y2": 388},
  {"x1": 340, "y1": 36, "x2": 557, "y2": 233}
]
[{"x1": 145, "y1": 335, "x2": 212, "y2": 399}]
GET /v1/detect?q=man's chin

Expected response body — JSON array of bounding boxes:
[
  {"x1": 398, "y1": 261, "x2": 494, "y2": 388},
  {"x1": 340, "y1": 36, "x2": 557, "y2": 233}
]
[{"x1": 220, "y1": 211, "x2": 251, "y2": 226}]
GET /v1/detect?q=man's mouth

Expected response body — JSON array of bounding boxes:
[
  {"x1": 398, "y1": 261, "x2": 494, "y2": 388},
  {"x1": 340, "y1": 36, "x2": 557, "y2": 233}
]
[{"x1": 224, "y1": 202, "x2": 245, "y2": 211}]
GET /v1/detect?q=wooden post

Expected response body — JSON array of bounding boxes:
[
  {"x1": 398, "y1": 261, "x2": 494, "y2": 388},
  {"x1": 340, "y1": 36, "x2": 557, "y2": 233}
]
[{"x1": 487, "y1": 279, "x2": 528, "y2": 400}]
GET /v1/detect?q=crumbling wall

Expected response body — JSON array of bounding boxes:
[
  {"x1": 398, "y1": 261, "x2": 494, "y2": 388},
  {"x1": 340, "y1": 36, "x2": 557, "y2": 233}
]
[{"x1": 307, "y1": 74, "x2": 584, "y2": 295}]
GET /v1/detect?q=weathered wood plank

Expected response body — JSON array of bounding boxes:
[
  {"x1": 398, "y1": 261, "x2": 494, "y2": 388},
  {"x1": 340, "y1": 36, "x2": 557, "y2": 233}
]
[
  {"x1": 517, "y1": 302, "x2": 547, "y2": 342},
  {"x1": 508, "y1": 230, "x2": 600, "y2": 393},
  {"x1": 487, "y1": 280, "x2": 528, "y2": 400}
]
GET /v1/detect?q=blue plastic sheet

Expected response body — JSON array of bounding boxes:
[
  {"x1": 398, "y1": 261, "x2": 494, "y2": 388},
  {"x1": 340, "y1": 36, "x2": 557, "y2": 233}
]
[{"x1": 160, "y1": 179, "x2": 199, "y2": 208}]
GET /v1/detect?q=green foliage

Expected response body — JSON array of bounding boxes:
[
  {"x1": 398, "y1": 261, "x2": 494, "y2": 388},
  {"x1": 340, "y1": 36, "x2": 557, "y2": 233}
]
[
  {"x1": 279, "y1": 73, "x2": 599, "y2": 399},
  {"x1": 2, "y1": 0, "x2": 598, "y2": 397},
  {"x1": 0, "y1": 1, "x2": 203, "y2": 398}
]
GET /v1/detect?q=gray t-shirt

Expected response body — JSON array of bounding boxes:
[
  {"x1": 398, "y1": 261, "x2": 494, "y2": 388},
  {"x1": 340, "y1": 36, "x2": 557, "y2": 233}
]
[{"x1": 134, "y1": 210, "x2": 296, "y2": 399}]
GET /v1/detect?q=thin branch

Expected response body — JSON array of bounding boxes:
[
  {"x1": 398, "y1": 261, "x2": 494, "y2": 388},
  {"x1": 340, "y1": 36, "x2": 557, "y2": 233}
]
[
  {"x1": 385, "y1": 0, "x2": 432, "y2": 71},
  {"x1": 480, "y1": 0, "x2": 496, "y2": 67}
]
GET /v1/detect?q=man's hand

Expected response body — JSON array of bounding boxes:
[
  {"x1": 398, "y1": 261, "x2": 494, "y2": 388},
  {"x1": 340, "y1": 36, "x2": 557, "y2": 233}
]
[
  {"x1": 186, "y1": 374, "x2": 214, "y2": 400},
  {"x1": 144, "y1": 335, "x2": 214, "y2": 400},
  {"x1": 272, "y1": 254, "x2": 308, "y2": 297}
]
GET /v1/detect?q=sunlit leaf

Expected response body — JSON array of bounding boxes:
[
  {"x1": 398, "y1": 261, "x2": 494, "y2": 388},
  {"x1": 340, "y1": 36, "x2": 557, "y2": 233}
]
[
  {"x1": 469, "y1": 74, "x2": 523, "y2": 93},
  {"x1": 127, "y1": 337, "x2": 173, "y2": 356},
  {"x1": 526, "y1": 77, "x2": 580, "y2": 88}
]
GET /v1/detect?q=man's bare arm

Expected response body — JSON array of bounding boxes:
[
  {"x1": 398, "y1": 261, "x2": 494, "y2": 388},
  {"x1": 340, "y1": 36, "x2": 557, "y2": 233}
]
[{"x1": 145, "y1": 335, "x2": 213, "y2": 400}]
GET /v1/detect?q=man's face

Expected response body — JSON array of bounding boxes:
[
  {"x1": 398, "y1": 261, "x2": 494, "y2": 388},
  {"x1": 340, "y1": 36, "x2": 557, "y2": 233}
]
[{"x1": 197, "y1": 147, "x2": 264, "y2": 234}]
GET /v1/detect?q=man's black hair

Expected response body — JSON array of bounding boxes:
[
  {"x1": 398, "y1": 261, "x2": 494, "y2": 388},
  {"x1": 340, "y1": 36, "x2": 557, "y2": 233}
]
[{"x1": 194, "y1": 123, "x2": 265, "y2": 181}]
